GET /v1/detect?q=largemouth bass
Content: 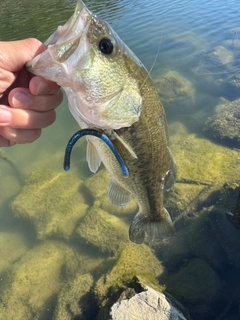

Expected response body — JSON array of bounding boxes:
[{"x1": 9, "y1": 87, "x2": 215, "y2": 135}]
[{"x1": 26, "y1": 0, "x2": 177, "y2": 244}]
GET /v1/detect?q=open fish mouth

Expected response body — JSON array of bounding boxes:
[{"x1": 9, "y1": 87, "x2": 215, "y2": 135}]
[
  {"x1": 26, "y1": 1, "x2": 91, "y2": 82},
  {"x1": 26, "y1": 0, "x2": 143, "y2": 130}
]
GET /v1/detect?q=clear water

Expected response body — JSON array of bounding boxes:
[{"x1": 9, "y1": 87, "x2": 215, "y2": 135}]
[{"x1": 0, "y1": 0, "x2": 240, "y2": 319}]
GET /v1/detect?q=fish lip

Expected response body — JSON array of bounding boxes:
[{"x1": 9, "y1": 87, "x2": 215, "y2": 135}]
[
  {"x1": 45, "y1": 0, "x2": 90, "y2": 47},
  {"x1": 26, "y1": 0, "x2": 91, "y2": 71}
]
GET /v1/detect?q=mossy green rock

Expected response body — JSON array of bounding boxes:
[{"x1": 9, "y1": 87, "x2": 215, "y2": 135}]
[
  {"x1": 53, "y1": 273, "x2": 94, "y2": 320},
  {"x1": 165, "y1": 181, "x2": 209, "y2": 220},
  {"x1": 166, "y1": 258, "x2": 222, "y2": 305},
  {"x1": 84, "y1": 169, "x2": 110, "y2": 200},
  {"x1": 84, "y1": 169, "x2": 138, "y2": 216},
  {"x1": 207, "y1": 197, "x2": 240, "y2": 267},
  {"x1": 166, "y1": 120, "x2": 240, "y2": 224},
  {"x1": 0, "y1": 231, "x2": 29, "y2": 275},
  {"x1": 11, "y1": 169, "x2": 88, "y2": 240},
  {"x1": 186, "y1": 210, "x2": 228, "y2": 271},
  {"x1": 95, "y1": 243, "x2": 164, "y2": 308},
  {"x1": 171, "y1": 132, "x2": 240, "y2": 184},
  {"x1": 76, "y1": 205, "x2": 129, "y2": 255},
  {"x1": 154, "y1": 70, "x2": 195, "y2": 114},
  {"x1": 0, "y1": 240, "x2": 75, "y2": 320}
]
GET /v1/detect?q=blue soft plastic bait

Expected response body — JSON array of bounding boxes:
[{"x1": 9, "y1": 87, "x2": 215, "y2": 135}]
[{"x1": 64, "y1": 128, "x2": 129, "y2": 177}]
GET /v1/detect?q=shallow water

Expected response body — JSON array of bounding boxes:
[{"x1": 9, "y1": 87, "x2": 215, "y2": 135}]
[{"x1": 1, "y1": 0, "x2": 240, "y2": 319}]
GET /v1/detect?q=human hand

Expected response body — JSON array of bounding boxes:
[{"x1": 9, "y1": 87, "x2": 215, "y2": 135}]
[{"x1": 0, "y1": 38, "x2": 63, "y2": 147}]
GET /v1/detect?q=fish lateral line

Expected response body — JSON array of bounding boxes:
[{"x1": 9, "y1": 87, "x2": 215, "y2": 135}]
[{"x1": 63, "y1": 128, "x2": 129, "y2": 177}]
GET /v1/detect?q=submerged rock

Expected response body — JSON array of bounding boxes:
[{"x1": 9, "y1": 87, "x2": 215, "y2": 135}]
[
  {"x1": 0, "y1": 231, "x2": 29, "y2": 275},
  {"x1": 11, "y1": 169, "x2": 88, "y2": 240},
  {"x1": 171, "y1": 131, "x2": 240, "y2": 184},
  {"x1": 0, "y1": 240, "x2": 75, "y2": 320},
  {"x1": 104, "y1": 278, "x2": 190, "y2": 320},
  {"x1": 200, "y1": 46, "x2": 234, "y2": 71},
  {"x1": 75, "y1": 205, "x2": 129, "y2": 255},
  {"x1": 84, "y1": 169, "x2": 138, "y2": 217},
  {"x1": 208, "y1": 182, "x2": 240, "y2": 268},
  {"x1": 203, "y1": 98, "x2": 240, "y2": 147},
  {"x1": 220, "y1": 72, "x2": 240, "y2": 100},
  {"x1": 195, "y1": 46, "x2": 240, "y2": 100},
  {"x1": 53, "y1": 273, "x2": 95, "y2": 320},
  {"x1": 186, "y1": 210, "x2": 228, "y2": 272},
  {"x1": 154, "y1": 70, "x2": 195, "y2": 114},
  {"x1": 95, "y1": 243, "x2": 164, "y2": 310},
  {"x1": 165, "y1": 258, "x2": 222, "y2": 305}
]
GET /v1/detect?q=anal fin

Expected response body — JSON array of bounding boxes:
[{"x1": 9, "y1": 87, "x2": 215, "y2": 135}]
[
  {"x1": 164, "y1": 147, "x2": 177, "y2": 191},
  {"x1": 108, "y1": 178, "x2": 132, "y2": 207}
]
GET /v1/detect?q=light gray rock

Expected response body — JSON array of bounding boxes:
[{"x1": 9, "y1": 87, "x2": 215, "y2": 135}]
[{"x1": 108, "y1": 285, "x2": 190, "y2": 320}]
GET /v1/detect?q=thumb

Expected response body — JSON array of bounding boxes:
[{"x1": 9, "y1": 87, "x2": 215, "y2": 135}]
[{"x1": 0, "y1": 38, "x2": 46, "y2": 72}]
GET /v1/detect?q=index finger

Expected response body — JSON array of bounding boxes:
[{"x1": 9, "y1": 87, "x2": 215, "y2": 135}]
[{"x1": 0, "y1": 39, "x2": 45, "y2": 72}]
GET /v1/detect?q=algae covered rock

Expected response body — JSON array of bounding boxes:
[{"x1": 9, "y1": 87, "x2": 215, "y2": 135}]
[
  {"x1": 206, "y1": 182, "x2": 240, "y2": 268},
  {"x1": 195, "y1": 46, "x2": 236, "y2": 99},
  {"x1": 84, "y1": 169, "x2": 138, "y2": 217},
  {"x1": 95, "y1": 242, "x2": 164, "y2": 309},
  {"x1": 154, "y1": 70, "x2": 195, "y2": 114},
  {"x1": 171, "y1": 132, "x2": 240, "y2": 184},
  {"x1": 186, "y1": 210, "x2": 228, "y2": 272},
  {"x1": 0, "y1": 240, "x2": 75, "y2": 320},
  {"x1": 203, "y1": 98, "x2": 240, "y2": 147},
  {"x1": 76, "y1": 205, "x2": 129, "y2": 255},
  {"x1": 0, "y1": 231, "x2": 29, "y2": 275},
  {"x1": 11, "y1": 169, "x2": 88, "y2": 240},
  {"x1": 199, "y1": 46, "x2": 234, "y2": 72},
  {"x1": 84, "y1": 168, "x2": 110, "y2": 201},
  {"x1": 165, "y1": 258, "x2": 222, "y2": 305},
  {"x1": 224, "y1": 73, "x2": 240, "y2": 100},
  {"x1": 54, "y1": 273, "x2": 95, "y2": 320},
  {"x1": 155, "y1": 230, "x2": 192, "y2": 273}
]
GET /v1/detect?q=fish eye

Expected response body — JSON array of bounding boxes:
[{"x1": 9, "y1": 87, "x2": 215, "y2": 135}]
[{"x1": 99, "y1": 38, "x2": 114, "y2": 55}]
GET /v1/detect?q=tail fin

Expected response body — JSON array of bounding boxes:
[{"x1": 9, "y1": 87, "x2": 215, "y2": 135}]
[{"x1": 129, "y1": 208, "x2": 174, "y2": 244}]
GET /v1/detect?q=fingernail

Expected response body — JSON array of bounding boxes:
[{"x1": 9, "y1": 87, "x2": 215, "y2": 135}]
[
  {"x1": 37, "y1": 80, "x2": 49, "y2": 95},
  {"x1": 0, "y1": 109, "x2": 12, "y2": 125},
  {"x1": 12, "y1": 91, "x2": 31, "y2": 108}
]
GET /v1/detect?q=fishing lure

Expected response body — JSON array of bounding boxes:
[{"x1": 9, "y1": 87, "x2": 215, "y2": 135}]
[{"x1": 63, "y1": 128, "x2": 129, "y2": 177}]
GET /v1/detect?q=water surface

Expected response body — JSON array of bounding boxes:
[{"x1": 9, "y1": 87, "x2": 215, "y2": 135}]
[{"x1": 0, "y1": 0, "x2": 240, "y2": 319}]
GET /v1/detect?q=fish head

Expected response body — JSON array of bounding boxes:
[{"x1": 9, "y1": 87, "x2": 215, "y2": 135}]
[{"x1": 26, "y1": 0, "x2": 143, "y2": 130}]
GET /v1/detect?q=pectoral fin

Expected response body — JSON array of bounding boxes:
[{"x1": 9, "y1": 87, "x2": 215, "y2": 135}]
[
  {"x1": 86, "y1": 140, "x2": 101, "y2": 173},
  {"x1": 108, "y1": 178, "x2": 132, "y2": 207}
]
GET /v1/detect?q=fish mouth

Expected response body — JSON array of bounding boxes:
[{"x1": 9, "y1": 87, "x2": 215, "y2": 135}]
[
  {"x1": 26, "y1": 0, "x2": 143, "y2": 130},
  {"x1": 26, "y1": 0, "x2": 92, "y2": 82}
]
